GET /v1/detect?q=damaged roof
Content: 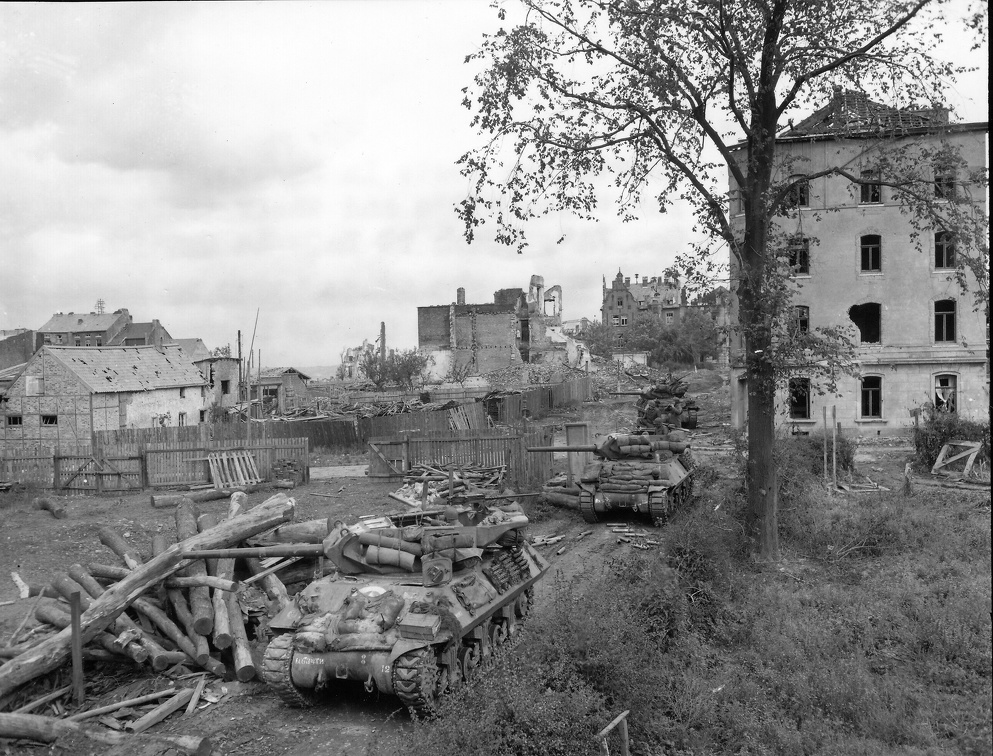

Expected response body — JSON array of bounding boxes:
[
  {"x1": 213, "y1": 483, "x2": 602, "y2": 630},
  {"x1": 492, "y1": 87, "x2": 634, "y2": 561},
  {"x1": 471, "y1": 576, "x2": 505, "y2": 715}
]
[
  {"x1": 39, "y1": 311, "x2": 126, "y2": 333},
  {"x1": 782, "y1": 87, "x2": 953, "y2": 139},
  {"x1": 45, "y1": 345, "x2": 206, "y2": 393},
  {"x1": 253, "y1": 367, "x2": 312, "y2": 382}
]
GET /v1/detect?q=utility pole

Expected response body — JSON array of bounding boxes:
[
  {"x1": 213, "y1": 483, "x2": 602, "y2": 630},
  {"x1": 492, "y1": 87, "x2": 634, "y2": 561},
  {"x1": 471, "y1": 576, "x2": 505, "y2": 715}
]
[
  {"x1": 237, "y1": 330, "x2": 243, "y2": 402},
  {"x1": 379, "y1": 322, "x2": 386, "y2": 360}
]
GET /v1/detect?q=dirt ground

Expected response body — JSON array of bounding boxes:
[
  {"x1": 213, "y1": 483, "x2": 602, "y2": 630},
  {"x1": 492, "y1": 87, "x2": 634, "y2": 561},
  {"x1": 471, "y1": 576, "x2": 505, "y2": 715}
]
[{"x1": 0, "y1": 368, "x2": 933, "y2": 755}]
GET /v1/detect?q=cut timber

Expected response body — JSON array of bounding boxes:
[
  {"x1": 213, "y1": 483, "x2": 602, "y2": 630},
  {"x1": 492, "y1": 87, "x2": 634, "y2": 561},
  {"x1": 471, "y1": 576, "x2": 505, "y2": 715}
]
[
  {"x1": 244, "y1": 557, "x2": 289, "y2": 611},
  {"x1": 97, "y1": 527, "x2": 144, "y2": 571},
  {"x1": 0, "y1": 494, "x2": 295, "y2": 698},
  {"x1": 150, "y1": 486, "x2": 260, "y2": 509},
  {"x1": 931, "y1": 441, "x2": 982, "y2": 478},
  {"x1": 176, "y1": 500, "x2": 214, "y2": 636},
  {"x1": 31, "y1": 498, "x2": 66, "y2": 519},
  {"x1": 198, "y1": 513, "x2": 232, "y2": 651},
  {"x1": 87, "y1": 563, "x2": 238, "y2": 593},
  {"x1": 226, "y1": 592, "x2": 255, "y2": 681},
  {"x1": 128, "y1": 687, "x2": 195, "y2": 733},
  {"x1": 252, "y1": 518, "x2": 330, "y2": 545},
  {"x1": 0, "y1": 712, "x2": 211, "y2": 756},
  {"x1": 34, "y1": 605, "x2": 148, "y2": 666}
]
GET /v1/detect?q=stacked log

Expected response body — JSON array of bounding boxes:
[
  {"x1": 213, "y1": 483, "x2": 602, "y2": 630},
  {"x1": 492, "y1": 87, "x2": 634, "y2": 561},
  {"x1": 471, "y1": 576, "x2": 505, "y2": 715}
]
[
  {"x1": 394, "y1": 463, "x2": 507, "y2": 506},
  {"x1": 0, "y1": 493, "x2": 297, "y2": 700}
]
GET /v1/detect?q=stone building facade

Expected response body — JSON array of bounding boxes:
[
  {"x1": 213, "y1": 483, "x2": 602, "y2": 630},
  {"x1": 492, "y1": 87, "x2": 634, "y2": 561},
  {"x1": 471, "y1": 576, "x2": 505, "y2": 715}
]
[{"x1": 727, "y1": 89, "x2": 988, "y2": 434}]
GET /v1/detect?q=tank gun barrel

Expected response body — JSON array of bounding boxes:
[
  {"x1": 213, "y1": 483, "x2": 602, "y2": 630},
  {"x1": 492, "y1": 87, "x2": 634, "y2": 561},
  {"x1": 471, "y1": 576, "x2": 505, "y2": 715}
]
[
  {"x1": 526, "y1": 445, "x2": 598, "y2": 453},
  {"x1": 181, "y1": 544, "x2": 325, "y2": 560}
]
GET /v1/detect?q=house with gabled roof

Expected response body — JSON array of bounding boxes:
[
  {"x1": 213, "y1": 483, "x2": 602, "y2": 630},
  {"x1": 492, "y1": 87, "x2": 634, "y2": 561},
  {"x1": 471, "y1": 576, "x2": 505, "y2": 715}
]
[
  {"x1": 1, "y1": 345, "x2": 207, "y2": 449},
  {"x1": 248, "y1": 367, "x2": 310, "y2": 414},
  {"x1": 107, "y1": 319, "x2": 173, "y2": 349}
]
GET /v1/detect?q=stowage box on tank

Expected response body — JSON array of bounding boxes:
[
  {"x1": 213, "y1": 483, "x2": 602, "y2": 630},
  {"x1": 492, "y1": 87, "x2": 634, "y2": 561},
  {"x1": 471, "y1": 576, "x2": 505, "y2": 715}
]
[{"x1": 260, "y1": 503, "x2": 550, "y2": 715}]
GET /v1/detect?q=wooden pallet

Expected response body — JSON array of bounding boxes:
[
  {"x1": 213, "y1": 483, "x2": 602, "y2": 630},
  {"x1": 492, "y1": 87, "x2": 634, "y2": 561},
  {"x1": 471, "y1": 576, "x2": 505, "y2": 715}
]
[{"x1": 207, "y1": 451, "x2": 264, "y2": 489}]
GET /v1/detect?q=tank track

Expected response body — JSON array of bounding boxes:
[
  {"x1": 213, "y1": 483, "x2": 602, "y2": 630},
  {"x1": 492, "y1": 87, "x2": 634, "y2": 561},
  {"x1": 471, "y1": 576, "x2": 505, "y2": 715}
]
[
  {"x1": 261, "y1": 632, "x2": 319, "y2": 708},
  {"x1": 394, "y1": 585, "x2": 536, "y2": 716}
]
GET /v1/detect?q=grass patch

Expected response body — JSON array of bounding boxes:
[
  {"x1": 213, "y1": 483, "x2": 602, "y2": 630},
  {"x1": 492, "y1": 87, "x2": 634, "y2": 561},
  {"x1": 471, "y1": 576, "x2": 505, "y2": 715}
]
[{"x1": 371, "y1": 474, "x2": 991, "y2": 756}]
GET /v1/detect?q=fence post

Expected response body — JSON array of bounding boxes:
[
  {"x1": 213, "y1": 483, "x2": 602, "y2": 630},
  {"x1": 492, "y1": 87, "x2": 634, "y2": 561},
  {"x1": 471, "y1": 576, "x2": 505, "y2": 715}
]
[{"x1": 594, "y1": 710, "x2": 630, "y2": 756}]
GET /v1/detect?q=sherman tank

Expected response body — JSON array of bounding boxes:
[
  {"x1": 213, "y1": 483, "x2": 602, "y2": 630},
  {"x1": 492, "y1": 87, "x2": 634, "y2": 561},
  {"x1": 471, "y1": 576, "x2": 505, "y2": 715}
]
[
  {"x1": 612, "y1": 371, "x2": 700, "y2": 430},
  {"x1": 258, "y1": 503, "x2": 549, "y2": 715},
  {"x1": 530, "y1": 432, "x2": 693, "y2": 525}
]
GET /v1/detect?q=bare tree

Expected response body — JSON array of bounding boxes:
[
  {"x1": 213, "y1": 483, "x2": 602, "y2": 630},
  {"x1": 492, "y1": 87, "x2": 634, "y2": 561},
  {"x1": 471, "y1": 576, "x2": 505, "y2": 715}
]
[{"x1": 457, "y1": 0, "x2": 986, "y2": 559}]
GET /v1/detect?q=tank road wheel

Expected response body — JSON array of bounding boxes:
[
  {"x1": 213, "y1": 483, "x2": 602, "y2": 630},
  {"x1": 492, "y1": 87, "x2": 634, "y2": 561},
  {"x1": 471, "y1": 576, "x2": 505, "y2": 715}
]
[
  {"x1": 262, "y1": 633, "x2": 318, "y2": 708},
  {"x1": 488, "y1": 618, "x2": 508, "y2": 650},
  {"x1": 459, "y1": 643, "x2": 481, "y2": 685},
  {"x1": 514, "y1": 588, "x2": 534, "y2": 620},
  {"x1": 579, "y1": 490, "x2": 599, "y2": 524},
  {"x1": 392, "y1": 647, "x2": 441, "y2": 717},
  {"x1": 648, "y1": 491, "x2": 669, "y2": 527}
]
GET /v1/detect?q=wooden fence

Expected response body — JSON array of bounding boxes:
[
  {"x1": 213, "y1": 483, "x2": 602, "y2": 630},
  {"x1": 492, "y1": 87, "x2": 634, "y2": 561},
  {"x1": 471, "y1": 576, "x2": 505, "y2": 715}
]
[
  {"x1": 0, "y1": 438, "x2": 309, "y2": 492},
  {"x1": 367, "y1": 427, "x2": 554, "y2": 492},
  {"x1": 487, "y1": 377, "x2": 593, "y2": 424}
]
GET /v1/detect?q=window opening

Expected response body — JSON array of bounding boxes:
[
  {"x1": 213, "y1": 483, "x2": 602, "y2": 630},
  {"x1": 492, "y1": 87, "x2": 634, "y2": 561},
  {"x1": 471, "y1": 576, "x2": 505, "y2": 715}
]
[
  {"x1": 41, "y1": 415, "x2": 58, "y2": 426},
  {"x1": 788, "y1": 237, "x2": 810, "y2": 275},
  {"x1": 6, "y1": 415, "x2": 23, "y2": 426},
  {"x1": 861, "y1": 376, "x2": 882, "y2": 418},
  {"x1": 784, "y1": 175, "x2": 809, "y2": 209},
  {"x1": 788, "y1": 377, "x2": 811, "y2": 419},
  {"x1": 934, "y1": 374, "x2": 957, "y2": 412},
  {"x1": 848, "y1": 303, "x2": 881, "y2": 343},
  {"x1": 934, "y1": 232, "x2": 956, "y2": 269},
  {"x1": 620, "y1": 316, "x2": 628, "y2": 326},
  {"x1": 934, "y1": 167, "x2": 956, "y2": 200},
  {"x1": 860, "y1": 235, "x2": 881, "y2": 272},
  {"x1": 221, "y1": 380, "x2": 231, "y2": 395},
  {"x1": 934, "y1": 300, "x2": 956, "y2": 342},
  {"x1": 860, "y1": 170, "x2": 881, "y2": 203},
  {"x1": 793, "y1": 306, "x2": 810, "y2": 334}
]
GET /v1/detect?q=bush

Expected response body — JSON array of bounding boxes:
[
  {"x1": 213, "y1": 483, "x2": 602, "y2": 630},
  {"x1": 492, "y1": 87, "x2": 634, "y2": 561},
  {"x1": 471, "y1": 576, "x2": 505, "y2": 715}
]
[{"x1": 913, "y1": 405, "x2": 990, "y2": 471}]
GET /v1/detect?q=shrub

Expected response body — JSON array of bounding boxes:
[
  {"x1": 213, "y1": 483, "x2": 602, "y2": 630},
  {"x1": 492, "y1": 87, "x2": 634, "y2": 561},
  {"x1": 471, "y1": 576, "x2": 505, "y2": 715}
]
[{"x1": 913, "y1": 405, "x2": 990, "y2": 471}]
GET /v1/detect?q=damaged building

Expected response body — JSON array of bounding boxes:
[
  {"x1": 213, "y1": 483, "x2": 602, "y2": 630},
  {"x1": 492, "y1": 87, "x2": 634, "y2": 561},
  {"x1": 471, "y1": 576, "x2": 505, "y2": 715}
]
[{"x1": 418, "y1": 275, "x2": 590, "y2": 381}]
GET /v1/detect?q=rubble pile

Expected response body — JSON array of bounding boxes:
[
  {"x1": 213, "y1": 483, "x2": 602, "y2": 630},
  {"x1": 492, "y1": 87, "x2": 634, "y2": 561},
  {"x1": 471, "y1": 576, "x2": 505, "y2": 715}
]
[{"x1": 390, "y1": 463, "x2": 508, "y2": 507}]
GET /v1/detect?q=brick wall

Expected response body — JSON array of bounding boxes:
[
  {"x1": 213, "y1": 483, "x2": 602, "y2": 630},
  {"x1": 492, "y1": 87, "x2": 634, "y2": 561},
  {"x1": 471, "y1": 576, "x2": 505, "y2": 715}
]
[{"x1": 417, "y1": 306, "x2": 450, "y2": 349}]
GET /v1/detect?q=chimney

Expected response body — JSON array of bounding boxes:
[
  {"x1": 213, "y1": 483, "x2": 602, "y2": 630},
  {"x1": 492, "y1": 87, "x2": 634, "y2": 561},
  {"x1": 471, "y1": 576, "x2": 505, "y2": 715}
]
[
  {"x1": 624, "y1": 277, "x2": 630, "y2": 285},
  {"x1": 457, "y1": 287, "x2": 466, "y2": 305}
]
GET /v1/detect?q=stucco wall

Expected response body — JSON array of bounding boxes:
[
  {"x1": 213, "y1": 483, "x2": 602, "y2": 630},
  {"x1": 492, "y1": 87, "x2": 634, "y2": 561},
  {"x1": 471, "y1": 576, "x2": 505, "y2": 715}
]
[
  {"x1": 0, "y1": 330, "x2": 42, "y2": 371},
  {"x1": 727, "y1": 127, "x2": 989, "y2": 434},
  {"x1": 120, "y1": 387, "x2": 207, "y2": 428}
]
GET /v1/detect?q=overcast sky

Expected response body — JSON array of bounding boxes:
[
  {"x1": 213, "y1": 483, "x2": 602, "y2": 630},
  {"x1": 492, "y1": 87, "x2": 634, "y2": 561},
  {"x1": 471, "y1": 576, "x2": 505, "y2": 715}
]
[{"x1": 0, "y1": 1, "x2": 987, "y2": 369}]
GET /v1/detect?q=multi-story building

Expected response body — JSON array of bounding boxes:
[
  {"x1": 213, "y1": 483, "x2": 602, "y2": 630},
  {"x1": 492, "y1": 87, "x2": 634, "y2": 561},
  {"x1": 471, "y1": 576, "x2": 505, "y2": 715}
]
[
  {"x1": 38, "y1": 309, "x2": 132, "y2": 348},
  {"x1": 727, "y1": 88, "x2": 988, "y2": 434}
]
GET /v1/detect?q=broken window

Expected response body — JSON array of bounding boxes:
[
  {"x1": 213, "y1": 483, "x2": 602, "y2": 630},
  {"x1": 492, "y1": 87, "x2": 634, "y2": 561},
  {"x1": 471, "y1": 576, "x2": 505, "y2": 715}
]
[
  {"x1": 793, "y1": 306, "x2": 810, "y2": 334},
  {"x1": 860, "y1": 170, "x2": 881, "y2": 203},
  {"x1": 41, "y1": 415, "x2": 58, "y2": 426},
  {"x1": 934, "y1": 374, "x2": 957, "y2": 411},
  {"x1": 934, "y1": 232, "x2": 955, "y2": 269},
  {"x1": 221, "y1": 380, "x2": 231, "y2": 395},
  {"x1": 6, "y1": 415, "x2": 22, "y2": 426},
  {"x1": 934, "y1": 299, "x2": 956, "y2": 342},
  {"x1": 611, "y1": 316, "x2": 619, "y2": 326},
  {"x1": 848, "y1": 303, "x2": 881, "y2": 343},
  {"x1": 934, "y1": 166, "x2": 956, "y2": 200},
  {"x1": 788, "y1": 377, "x2": 811, "y2": 419},
  {"x1": 782, "y1": 175, "x2": 809, "y2": 210},
  {"x1": 860, "y1": 235, "x2": 881, "y2": 272},
  {"x1": 860, "y1": 376, "x2": 882, "y2": 418},
  {"x1": 788, "y1": 237, "x2": 810, "y2": 275}
]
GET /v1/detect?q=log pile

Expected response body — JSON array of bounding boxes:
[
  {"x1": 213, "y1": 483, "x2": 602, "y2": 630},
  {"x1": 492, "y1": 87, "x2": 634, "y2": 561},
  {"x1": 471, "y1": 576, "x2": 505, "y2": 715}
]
[
  {"x1": 391, "y1": 464, "x2": 507, "y2": 507},
  {"x1": 0, "y1": 493, "x2": 297, "y2": 702}
]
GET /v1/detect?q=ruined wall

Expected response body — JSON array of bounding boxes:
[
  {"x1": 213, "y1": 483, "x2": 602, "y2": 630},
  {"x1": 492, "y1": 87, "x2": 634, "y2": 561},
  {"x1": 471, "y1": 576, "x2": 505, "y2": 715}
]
[
  {"x1": 0, "y1": 330, "x2": 42, "y2": 372},
  {"x1": 417, "y1": 306, "x2": 450, "y2": 350},
  {"x1": 196, "y1": 357, "x2": 240, "y2": 409}
]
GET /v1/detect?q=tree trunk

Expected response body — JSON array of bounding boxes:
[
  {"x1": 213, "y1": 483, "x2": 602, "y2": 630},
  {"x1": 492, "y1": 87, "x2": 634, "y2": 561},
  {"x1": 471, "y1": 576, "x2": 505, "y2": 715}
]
[{"x1": 0, "y1": 494, "x2": 295, "y2": 698}]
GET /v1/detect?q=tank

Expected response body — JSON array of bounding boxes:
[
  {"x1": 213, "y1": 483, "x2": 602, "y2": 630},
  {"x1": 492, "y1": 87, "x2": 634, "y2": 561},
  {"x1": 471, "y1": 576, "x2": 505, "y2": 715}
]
[
  {"x1": 610, "y1": 372, "x2": 700, "y2": 430},
  {"x1": 530, "y1": 432, "x2": 694, "y2": 525},
  {"x1": 258, "y1": 502, "x2": 550, "y2": 715}
]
